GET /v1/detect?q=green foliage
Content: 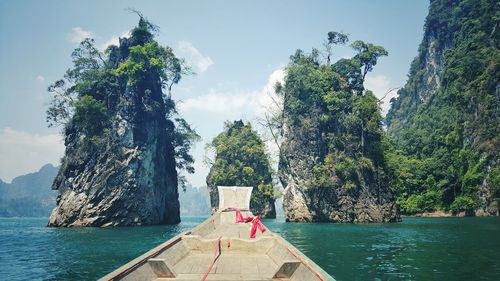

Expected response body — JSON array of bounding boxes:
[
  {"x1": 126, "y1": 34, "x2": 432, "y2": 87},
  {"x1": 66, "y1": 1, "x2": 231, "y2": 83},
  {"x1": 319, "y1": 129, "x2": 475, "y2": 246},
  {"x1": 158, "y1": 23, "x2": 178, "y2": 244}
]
[
  {"x1": 450, "y1": 195, "x2": 476, "y2": 212},
  {"x1": 311, "y1": 154, "x2": 337, "y2": 188},
  {"x1": 334, "y1": 157, "x2": 358, "y2": 182},
  {"x1": 130, "y1": 15, "x2": 157, "y2": 45},
  {"x1": 206, "y1": 120, "x2": 276, "y2": 211},
  {"x1": 46, "y1": 38, "x2": 114, "y2": 128},
  {"x1": 170, "y1": 118, "x2": 201, "y2": 189},
  {"x1": 398, "y1": 190, "x2": 442, "y2": 214},
  {"x1": 280, "y1": 33, "x2": 388, "y2": 190},
  {"x1": 350, "y1": 40, "x2": 388, "y2": 81},
  {"x1": 47, "y1": 15, "x2": 199, "y2": 182},
  {"x1": 277, "y1": 32, "x2": 388, "y2": 190},
  {"x1": 386, "y1": 0, "x2": 499, "y2": 214},
  {"x1": 489, "y1": 167, "x2": 500, "y2": 206},
  {"x1": 73, "y1": 95, "x2": 107, "y2": 136},
  {"x1": 327, "y1": 31, "x2": 349, "y2": 45},
  {"x1": 114, "y1": 41, "x2": 187, "y2": 91}
]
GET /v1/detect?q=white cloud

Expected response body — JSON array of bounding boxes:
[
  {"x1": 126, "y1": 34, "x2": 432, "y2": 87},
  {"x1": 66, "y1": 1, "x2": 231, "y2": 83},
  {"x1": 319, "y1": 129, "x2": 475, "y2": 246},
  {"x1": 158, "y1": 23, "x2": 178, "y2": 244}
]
[
  {"x1": 252, "y1": 69, "x2": 285, "y2": 116},
  {"x1": 0, "y1": 128, "x2": 64, "y2": 182},
  {"x1": 177, "y1": 41, "x2": 214, "y2": 73},
  {"x1": 364, "y1": 74, "x2": 399, "y2": 116},
  {"x1": 68, "y1": 27, "x2": 93, "y2": 44},
  {"x1": 177, "y1": 69, "x2": 284, "y2": 116},
  {"x1": 36, "y1": 75, "x2": 45, "y2": 82},
  {"x1": 177, "y1": 69, "x2": 285, "y2": 173},
  {"x1": 100, "y1": 31, "x2": 131, "y2": 51},
  {"x1": 252, "y1": 69, "x2": 285, "y2": 165},
  {"x1": 178, "y1": 89, "x2": 252, "y2": 113}
]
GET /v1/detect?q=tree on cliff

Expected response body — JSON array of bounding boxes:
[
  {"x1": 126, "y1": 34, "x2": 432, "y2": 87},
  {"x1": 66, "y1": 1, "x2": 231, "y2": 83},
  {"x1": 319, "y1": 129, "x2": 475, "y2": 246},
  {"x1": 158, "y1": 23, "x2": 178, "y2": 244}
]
[
  {"x1": 385, "y1": 0, "x2": 499, "y2": 215},
  {"x1": 46, "y1": 16, "x2": 199, "y2": 189},
  {"x1": 46, "y1": 15, "x2": 199, "y2": 226},
  {"x1": 206, "y1": 120, "x2": 277, "y2": 218},
  {"x1": 278, "y1": 35, "x2": 388, "y2": 190},
  {"x1": 273, "y1": 32, "x2": 398, "y2": 222}
]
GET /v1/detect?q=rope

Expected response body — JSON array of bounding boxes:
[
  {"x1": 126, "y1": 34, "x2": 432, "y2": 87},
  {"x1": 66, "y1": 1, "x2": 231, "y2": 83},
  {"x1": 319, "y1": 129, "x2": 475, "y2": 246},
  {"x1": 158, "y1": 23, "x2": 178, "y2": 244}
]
[
  {"x1": 201, "y1": 236, "x2": 222, "y2": 281},
  {"x1": 221, "y1": 207, "x2": 249, "y2": 212}
]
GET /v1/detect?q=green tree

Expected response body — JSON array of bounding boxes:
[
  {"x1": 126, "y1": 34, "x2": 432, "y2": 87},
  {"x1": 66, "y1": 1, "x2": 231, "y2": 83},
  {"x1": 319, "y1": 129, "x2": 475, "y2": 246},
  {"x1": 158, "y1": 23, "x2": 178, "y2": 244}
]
[
  {"x1": 206, "y1": 120, "x2": 276, "y2": 218},
  {"x1": 351, "y1": 40, "x2": 388, "y2": 81},
  {"x1": 73, "y1": 95, "x2": 107, "y2": 136},
  {"x1": 324, "y1": 31, "x2": 349, "y2": 64},
  {"x1": 47, "y1": 14, "x2": 199, "y2": 185},
  {"x1": 386, "y1": 0, "x2": 499, "y2": 214},
  {"x1": 277, "y1": 32, "x2": 389, "y2": 192}
]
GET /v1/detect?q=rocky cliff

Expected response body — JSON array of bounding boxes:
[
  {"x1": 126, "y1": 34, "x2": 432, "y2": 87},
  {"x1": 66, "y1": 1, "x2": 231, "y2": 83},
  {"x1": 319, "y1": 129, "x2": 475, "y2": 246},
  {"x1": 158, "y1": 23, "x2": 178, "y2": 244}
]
[
  {"x1": 279, "y1": 113, "x2": 399, "y2": 223},
  {"x1": 277, "y1": 38, "x2": 399, "y2": 223},
  {"x1": 48, "y1": 84, "x2": 180, "y2": 226},
  {"x1": 206, "y1": 120, "x2": 276, "y2": 218},
  {"x1": 47, "y1": 18, "x2": 189, "y2": 226},
  {"x1": 386, "y1": 0, "x2": 499, "y2": 216}
]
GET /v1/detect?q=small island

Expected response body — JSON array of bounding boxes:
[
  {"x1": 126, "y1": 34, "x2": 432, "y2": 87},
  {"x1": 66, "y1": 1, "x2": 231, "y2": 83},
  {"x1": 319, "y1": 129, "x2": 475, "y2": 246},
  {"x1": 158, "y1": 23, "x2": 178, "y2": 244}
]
[{"x1": 0, "y1": 0, "x2": 498, "y2": 280}]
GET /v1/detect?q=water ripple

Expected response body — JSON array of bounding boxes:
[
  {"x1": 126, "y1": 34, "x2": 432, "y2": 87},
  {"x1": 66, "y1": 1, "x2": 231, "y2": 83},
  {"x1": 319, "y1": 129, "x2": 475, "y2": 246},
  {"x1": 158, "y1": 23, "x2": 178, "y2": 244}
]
[{"x1": 0, "y1": 217, "x2": 499, "y2": 281}]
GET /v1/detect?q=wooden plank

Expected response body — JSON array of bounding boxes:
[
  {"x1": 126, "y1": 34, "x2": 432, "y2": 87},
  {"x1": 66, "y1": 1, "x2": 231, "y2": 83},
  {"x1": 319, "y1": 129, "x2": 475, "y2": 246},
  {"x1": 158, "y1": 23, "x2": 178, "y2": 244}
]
[
  {"x1": 256, "y1": 255, "x2": 277, "y2": 277},
  {"x1": 147, "y1": 258, "x2": 176, "y2": 278},
  {"x1": 272, "y1": 260, "x2": 301, "y2": 279},
  {"x1": 215, "y1": 255, "x2": 240, "y2": 274},
  {"x1": 239, "y1": 255, "x2": 259, "y2": 276}
]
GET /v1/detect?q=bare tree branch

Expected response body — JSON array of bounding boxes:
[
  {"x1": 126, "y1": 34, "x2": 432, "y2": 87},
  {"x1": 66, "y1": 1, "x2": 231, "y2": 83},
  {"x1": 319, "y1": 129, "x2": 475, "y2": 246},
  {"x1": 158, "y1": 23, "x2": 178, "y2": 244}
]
[{"x1": 377, "y1": 86, "x2": 401, "y2": 104}]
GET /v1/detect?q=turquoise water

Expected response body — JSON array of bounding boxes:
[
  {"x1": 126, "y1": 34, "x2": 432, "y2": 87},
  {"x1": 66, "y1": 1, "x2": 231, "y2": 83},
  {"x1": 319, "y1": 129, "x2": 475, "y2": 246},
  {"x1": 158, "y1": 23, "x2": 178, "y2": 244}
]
[{"x1": 0, "y1": 217, "x2": 499, "y2": 280}]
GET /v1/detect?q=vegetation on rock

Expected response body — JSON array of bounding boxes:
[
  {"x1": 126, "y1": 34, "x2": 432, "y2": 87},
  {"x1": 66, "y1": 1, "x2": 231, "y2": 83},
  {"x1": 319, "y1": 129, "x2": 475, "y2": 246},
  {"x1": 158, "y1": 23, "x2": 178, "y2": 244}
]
[
  {"x1": 278, "y1": 33, "x2": 389, "y2": 192},
  {"x1": 272, "y1": 32, "x2": 399, "y2": 222},
  {"x1": 47, "y1": 15, "x2": 199, "y2": 188},
  {"x1": 206, "y1": 120, "x2": 277, "y2": 218},
  {"x1": 386, "y1": 0, "x2": 499, "y2": 215},
  {"x1": 46, "y1": 15, "x2": 199, "y2": 226}
]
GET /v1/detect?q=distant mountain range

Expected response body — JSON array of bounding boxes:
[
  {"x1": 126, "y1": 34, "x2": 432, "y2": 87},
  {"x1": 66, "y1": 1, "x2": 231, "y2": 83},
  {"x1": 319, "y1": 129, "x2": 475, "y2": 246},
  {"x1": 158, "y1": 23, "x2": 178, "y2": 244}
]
[
  {"x1": 0, "y1": 164, "x2": 58, "y2": 217},
  {"x1": 0, "y1": 164, "x2": 212, "y2": 217},
  {"x1": 178, "y1": 185, "x2": 211, "y2": 217}
]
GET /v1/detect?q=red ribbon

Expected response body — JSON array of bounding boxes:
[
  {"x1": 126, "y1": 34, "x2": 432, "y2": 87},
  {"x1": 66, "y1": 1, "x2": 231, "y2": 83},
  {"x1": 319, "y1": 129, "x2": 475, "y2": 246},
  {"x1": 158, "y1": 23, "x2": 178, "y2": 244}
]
[
  {"x1": 250, "y1": 216, "x2": 266, "y2": 238},
  {"x1": 235, "y1": 209, "x2": 253, "y2": 223},
  {"x1": 235, "y1": 209, "x2": 267, "y2": 238}
]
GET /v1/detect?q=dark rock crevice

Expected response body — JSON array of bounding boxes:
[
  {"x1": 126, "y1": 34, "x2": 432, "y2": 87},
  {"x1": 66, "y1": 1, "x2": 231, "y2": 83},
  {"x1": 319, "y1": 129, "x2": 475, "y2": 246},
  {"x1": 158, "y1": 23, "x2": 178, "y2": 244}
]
[{"x1": 48, "y1": 35, "x2": 180, "y2": 227}]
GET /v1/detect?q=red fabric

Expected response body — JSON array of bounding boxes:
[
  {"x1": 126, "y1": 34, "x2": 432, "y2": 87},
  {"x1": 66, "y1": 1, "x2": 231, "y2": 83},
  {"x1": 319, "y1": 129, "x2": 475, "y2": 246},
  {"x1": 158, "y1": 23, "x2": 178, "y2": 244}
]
[
  {"x1": 235, "y1": 209, "x2": 244, "y2": 223},
  {"x1": 235, "y1": 209, "x2": 253, "y2": 223},
  {"x1": 250, "y1": 216, "x2": 266, "y2": 238},
  {"x1": 235, "y1": 209, "x2": 267, "y2": 238}
]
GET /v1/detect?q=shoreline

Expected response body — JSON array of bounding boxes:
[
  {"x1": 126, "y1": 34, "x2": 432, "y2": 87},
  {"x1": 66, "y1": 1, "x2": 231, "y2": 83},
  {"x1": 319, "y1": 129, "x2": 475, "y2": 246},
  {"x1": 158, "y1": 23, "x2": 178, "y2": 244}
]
[
  {"x1": 403, "y1": 209, "x2": 499, "y2": 218},
  {"x1": 402, "y1": 210, "x2": 466, "y2": 218}
]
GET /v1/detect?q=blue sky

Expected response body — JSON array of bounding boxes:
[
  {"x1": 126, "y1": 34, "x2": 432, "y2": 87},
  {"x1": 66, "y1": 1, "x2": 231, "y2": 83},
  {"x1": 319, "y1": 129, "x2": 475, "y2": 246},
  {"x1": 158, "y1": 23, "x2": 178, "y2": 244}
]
[{"x1": 0, "y1": 0, "x2": 429, "y2": 185}]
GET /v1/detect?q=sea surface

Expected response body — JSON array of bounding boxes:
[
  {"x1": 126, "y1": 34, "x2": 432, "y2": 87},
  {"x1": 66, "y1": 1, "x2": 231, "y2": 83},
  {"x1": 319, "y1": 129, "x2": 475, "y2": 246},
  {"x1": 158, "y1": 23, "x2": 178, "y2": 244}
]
[{"x1": 0, "y1": 216, "x2": 499, "y2": 281}]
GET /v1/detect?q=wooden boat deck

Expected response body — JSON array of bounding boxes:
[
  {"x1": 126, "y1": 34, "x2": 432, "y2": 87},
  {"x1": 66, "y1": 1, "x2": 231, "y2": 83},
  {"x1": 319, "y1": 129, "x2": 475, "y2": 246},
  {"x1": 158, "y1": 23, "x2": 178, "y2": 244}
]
[
  {"x1": 99, "y1": 186, "x2": 335, "y2": 281},
  {"x1": 204, "y1": 220, "x2": 266, "y2": 240},
  {"x1": 160, "y1": 253, "x2": 277, "y2": 280}
]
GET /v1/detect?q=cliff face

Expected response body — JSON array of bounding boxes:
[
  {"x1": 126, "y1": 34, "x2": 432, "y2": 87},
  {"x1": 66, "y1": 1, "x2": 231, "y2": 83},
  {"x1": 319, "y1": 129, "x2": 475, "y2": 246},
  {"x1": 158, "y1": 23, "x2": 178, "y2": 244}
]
[
  {"x1": 206, "y1": 120, "x2": 276, "y2": 218},
  {"x1": 48, "y1": 73, "x2": 179, "y2": 227},
  {"x1": 385, "y1": 3, "x2": 453, "y2": 137},
  {"x1": 48, "y1": 22, "x2": 182, "y2": 226},
  {"x1": 277, "y1": 43, "x2": 399, "y2": 223},
  {"x1": 279, "y1": 115, "x2": 398, "y2": 223},
  {"x1": 386, "y1": 0, "x2": 499, "y2": 215}
]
